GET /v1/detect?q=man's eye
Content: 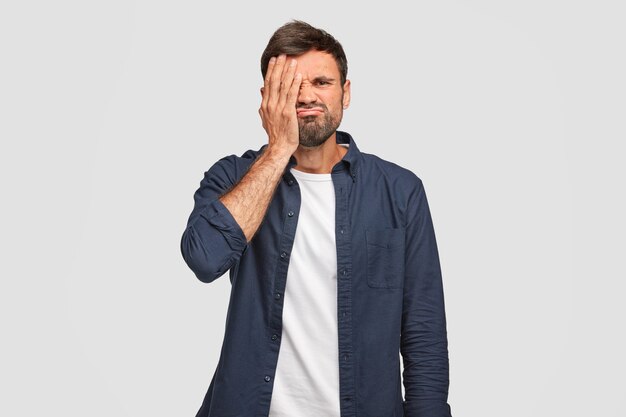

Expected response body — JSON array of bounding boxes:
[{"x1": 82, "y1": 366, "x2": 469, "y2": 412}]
[{"x1": 317, "y1": 81, "x2": 329, "y2": 86}]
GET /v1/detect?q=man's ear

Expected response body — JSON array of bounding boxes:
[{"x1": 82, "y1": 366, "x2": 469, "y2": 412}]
[{"x1": 342, "y1": 79, "x2": 351, "y2": 109}]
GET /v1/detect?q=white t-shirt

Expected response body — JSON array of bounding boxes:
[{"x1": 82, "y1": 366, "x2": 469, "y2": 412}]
[{"x1": 268, "y1": 167, "x2": 341, "y2": 417}]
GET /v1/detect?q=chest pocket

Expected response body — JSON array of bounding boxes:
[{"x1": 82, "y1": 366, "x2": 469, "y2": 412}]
[{"x1": 366, "y1": 228, "x2": 406, "y2": 289}]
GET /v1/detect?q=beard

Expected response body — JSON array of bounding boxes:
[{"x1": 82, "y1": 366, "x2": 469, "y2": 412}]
[{"x1": 297, "y1": 103, "x2": 342, "y2": 148}]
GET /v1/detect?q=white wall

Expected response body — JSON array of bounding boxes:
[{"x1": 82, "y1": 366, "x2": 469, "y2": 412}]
[{"x1": 1, "y1": 1, "x2": 624, "y2": 416}]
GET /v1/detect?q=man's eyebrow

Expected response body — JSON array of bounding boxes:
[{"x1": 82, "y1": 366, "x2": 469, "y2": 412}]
[{"x1": 312, "y1": 76, "x2": 336, "y2": 83}]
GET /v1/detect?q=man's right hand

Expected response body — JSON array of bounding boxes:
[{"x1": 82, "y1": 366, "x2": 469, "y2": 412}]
[
  {"x1": 215, "y1": 55, "x2": 302, "y2": 243},
  {"x1": 259, "y1": 54, "x2": 302, "y2": 156}
]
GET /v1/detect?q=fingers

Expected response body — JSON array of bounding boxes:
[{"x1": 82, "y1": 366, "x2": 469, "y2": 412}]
[
  {"x1": 258, "y1": 107, "x2": 267, "y2": 131},
  {"x1": 285, "y1": 71, "x2": 302, "y2": 110},
  {"x1": 277, "y1": 58, "x2": 298, "y2": 108},
  {"x1": 268, "y1": 55, "x2": 286, "y2": 105},
  {"x1": 264, "y1": 57, "x2": 276, "y2": 90},
  {"x1": 279, "y1": 55, "x2": 293, "y2": 90},
  {"x1": 264, "y1": 55, "x2": 300, "y2": 106},
  {"x1": 261, "y1": 56, "x2": 276, "y2": 110},
  {"x1": 260, "y1": 54, "x2": 300, "y2": 138}
]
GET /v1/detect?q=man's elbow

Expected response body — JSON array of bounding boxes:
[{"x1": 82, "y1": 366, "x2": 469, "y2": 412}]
[{"x1": 180, "y1": 227, "x2": 233, "y2": 284}]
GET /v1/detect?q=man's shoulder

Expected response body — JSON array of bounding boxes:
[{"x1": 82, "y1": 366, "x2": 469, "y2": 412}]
[
  {"x1": 204, "y1": 145, "x2": 265, "y2": 184},
  {"x1": 359, "y1": 151, "x2": 423, "y2": 189},
  {"x1": 214, "y1": 145, "x2": 264, "y2": 165}
]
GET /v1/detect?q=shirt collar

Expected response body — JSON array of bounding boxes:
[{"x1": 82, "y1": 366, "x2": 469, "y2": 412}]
[
  {"x1": 336, "y1": 130, "x2": 361, "y2": 180},
  {"x1": 283, "y1": 130, "x2": 361, "y2": 181}
]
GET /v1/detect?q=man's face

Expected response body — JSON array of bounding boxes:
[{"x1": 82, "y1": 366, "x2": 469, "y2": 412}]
[{"x1": 291, "y1": 49, "x2": 351, "y2": 148}]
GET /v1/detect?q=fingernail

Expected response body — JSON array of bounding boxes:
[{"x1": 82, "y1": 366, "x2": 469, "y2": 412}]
[
  {"x1": 290, "y1": 59, "x2": 296, "y2": 67},
  {"x1": 269, "y1": 57, "x2": 276, "y2": 63}
]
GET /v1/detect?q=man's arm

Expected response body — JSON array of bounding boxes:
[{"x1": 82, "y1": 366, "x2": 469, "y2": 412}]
[
  {"x1": 220, "y1": 54, "x2": 302, "y2": 241},
  {"x1": 180, "y1": 55, "x2": 302, "y2": 282},
  {"x1": 401, "y1": 177, "x2": 452, "y2": 417},
  {"x1": 218, "y1": 147, "x2": 291, "y2": 242}
]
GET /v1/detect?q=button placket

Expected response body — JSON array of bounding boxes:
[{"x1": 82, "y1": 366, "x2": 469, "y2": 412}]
[
  {"x1": 332, "y1": 171, "x2": 355, "y2": 415},
  {"x1": 262, "y1": 167, "x2": 301, "y2": 416}
]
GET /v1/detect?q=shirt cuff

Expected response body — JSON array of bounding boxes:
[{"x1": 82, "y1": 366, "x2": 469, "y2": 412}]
[
  {"x1": 403, "y1": 399, "x2": 453, "y2": 417},
  {"x1": 200, "y1": 198, "x2": 248, "y2": 255}
]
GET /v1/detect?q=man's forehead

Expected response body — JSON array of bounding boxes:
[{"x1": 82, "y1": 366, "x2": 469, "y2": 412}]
[{"x1": 288, "y1": 50, "x2": 340, "y2": 76}]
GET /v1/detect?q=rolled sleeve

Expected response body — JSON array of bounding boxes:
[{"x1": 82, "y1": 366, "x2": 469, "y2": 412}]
[{"x1": 180, "y1": 156, "x2": 249, "y2": 283}]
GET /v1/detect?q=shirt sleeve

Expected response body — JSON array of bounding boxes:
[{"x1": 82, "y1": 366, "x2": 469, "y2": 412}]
[
  {"x1": 401, "y1": 177, "x2": 453, "y2": 417},
  {"x1": 180, "y1": 155, "x2": 249, "y2": 283}
]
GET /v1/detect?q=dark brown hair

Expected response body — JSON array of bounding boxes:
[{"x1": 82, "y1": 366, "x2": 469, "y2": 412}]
[{"x1": 260, "y1": 20, "x2": 348, "y2": 85}]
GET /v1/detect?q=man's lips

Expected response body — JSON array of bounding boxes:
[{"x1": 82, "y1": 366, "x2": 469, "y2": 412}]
[{"x1": 297, "y1": 108, "x2": 324, "y2": 117}]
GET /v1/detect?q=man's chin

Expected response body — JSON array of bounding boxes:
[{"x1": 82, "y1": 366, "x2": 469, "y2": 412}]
[
  {"x1": 298, "y1": 137, "x2": 329, "y2": 148},
  {"x1": 299, "y1": 115, "x2": 319, "y2": 124},
  {"x1": 297, "y1": 116, "x2": 341, "y2": 148}
]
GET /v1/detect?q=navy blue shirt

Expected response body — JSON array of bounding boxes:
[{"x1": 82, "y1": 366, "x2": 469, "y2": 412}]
[{"x1": 181, "y1": 131, "x2": 452, "y2": 417}]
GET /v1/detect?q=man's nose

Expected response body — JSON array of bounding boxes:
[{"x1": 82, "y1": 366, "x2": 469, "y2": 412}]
[{"x1": 297, "y1": 83, "x2": 317, "y2": 104}]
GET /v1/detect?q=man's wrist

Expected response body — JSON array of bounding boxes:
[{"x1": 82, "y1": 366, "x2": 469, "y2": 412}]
[{"x1": 263, "y1": 143, "x2": 296, "y2": 165}]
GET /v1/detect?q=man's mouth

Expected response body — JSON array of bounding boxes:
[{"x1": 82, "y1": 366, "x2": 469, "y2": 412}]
[{"x1": 297, "y1": 107, "x2": 324, "y2": 117}]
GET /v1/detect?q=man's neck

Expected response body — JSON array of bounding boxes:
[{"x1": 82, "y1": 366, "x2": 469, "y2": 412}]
[{"x1": 292, "y1": 132, "x2": 348, "y2": 174}]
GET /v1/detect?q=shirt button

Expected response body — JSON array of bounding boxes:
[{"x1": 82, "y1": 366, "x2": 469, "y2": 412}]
[
  {"x1": 342, "y1": 269, "x2": 347, "y2": 276},
  {"x1": 274, "y1": 293, "x2": 281, "y2": 300},
  {"x1": 287, "y1": 211, "x2": 294, "y2": 217},
  {"x1": 343, "y1": 354, "x2": 349, "y2": 361},
  {"x1": 340, "y1": 229, "x2": 344, "y2": 234},
  {"x1": 280, "y1": 251, "x2": 287, "y2": 258},
  {"x1": 264, "y1": 375, "x2": 271, "y2": 382},
  {"x1": 344, "y1": 397, "x2": 352, "y2": 402},
  {"x1": 287, "y1": 179, "x2": 294, "y2": 186},
  {"x1": 271, "y1": 334, "x2": 278, "y2": 341}
]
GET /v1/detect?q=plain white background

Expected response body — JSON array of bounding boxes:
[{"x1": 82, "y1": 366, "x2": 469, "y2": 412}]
[{"x1": 1, "y1": 1, "x2": 624, "y2": 416}]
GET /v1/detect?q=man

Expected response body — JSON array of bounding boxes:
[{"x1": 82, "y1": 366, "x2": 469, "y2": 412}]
[{"x1": 181, "y1": 20, "x2": 452, "y2": 417}]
